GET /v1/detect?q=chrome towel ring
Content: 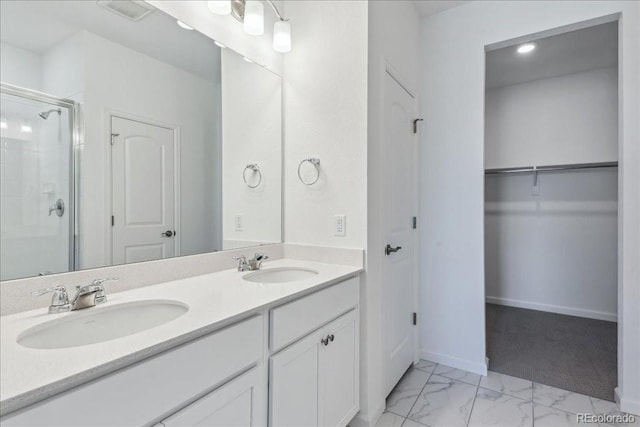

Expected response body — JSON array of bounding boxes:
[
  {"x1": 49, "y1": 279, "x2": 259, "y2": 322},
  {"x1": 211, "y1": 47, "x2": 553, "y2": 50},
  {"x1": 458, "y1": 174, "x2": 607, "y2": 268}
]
[
  {"x1": 243, "y1": 163, "x2": 262, "y2": 188},
  {"x1": 297, "y1": 158, "x2": 321, "y2": 185}
]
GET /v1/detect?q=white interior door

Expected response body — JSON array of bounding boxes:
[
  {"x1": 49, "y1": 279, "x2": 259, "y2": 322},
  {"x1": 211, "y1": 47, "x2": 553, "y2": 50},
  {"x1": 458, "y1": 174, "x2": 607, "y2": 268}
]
[
  {"x1": 111, "y1": 116, "x2": 176, "y2": 265},
  {"x1": 382, "y1": 71, "x2": 417, "y2": 396}
]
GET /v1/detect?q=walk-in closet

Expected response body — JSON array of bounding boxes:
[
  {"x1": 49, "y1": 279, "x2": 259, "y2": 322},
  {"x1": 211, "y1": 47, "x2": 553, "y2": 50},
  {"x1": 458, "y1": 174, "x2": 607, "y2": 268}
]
[{"x1": 484, "y1": 21, "x2": 619, "y2": 401}]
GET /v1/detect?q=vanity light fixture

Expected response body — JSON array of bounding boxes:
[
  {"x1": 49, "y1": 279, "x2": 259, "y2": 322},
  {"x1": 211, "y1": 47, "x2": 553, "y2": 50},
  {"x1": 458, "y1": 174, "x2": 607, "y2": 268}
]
[
  {"x1": 208, "y1": 0, "x2": 232, "y2": 15},
  {"x1": 20, "y1": 123, "x2": 33, "y2": 133},
  {"x1": 176, "y1": 20, "x2": 193, "y2": 30},
  {"x1": 243, "y1": 1, "x2": 264, "y2": 36},
  {"x1": 208, "y1": 0, "x2": 292, "y2": 52},
  {"x1": 517, "y1": 43, "x2": 536, "y2": 54}
]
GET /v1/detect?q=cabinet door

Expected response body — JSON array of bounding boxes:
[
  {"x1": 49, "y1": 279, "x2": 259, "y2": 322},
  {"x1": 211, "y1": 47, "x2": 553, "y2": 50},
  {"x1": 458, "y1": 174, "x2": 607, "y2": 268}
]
[
  {"x1": 318, "y1": 310, "x2": 358, "y2": 427},
  {"x1": 162, "y1": 367, "x2": 264, "y2": 427},
  {"x1": 269, "y1": 332, "x2": 321, "y2": 427}
]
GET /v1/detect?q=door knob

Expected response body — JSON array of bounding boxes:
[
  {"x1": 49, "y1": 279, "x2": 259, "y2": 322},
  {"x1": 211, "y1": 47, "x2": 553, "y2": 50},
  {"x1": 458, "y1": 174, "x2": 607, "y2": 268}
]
[
  {"x1": 161, "y1": 230, "x2": 175, "y2": 237},
  {"x1": 385, "y1": 244, "x2": 402, "y2": 255}
]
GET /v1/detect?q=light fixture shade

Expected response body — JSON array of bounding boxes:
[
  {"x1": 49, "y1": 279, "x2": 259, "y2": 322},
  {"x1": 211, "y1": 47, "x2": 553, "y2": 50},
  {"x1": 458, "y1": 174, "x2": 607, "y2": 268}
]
[
  {"x1": 207, "y1": 0, "x2": 231, "y2": 15},
  {"x1": 243, "y1": 1, "x2": 264, "y2": 36},
  {"x1": 273, "y1": 20, "x2": 291, "y2": 53}
]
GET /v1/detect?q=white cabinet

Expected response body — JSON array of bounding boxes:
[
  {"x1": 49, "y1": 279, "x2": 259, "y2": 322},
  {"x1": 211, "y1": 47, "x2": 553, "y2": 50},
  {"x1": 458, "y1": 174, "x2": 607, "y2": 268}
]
[
  {"x1": 269, "y1": 310, "x2": 358, "y2": 427},
  {"x1": 2, "y1": 315, "x2": 264, "y2": 427},
  {"x1": 2, "y1": 276, "x2": 360, "y2": 427},
  {"x1": 160, "y1": 367, "x2": 263, "y2": 427}
]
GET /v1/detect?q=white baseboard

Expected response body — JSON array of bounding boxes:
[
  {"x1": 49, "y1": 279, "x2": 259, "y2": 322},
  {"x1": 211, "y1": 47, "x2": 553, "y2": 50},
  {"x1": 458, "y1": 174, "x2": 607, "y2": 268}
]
[
  {"x1": 349, "y1": 398, "x2": 385, "y2": 427},
  {"x1": 486, "y1": 296, "x2": 617, "y2": 323},
  {"x1": 420, "y1": 350, "x2": 487, "y2": 376},
  {"x1": 616, "y1": 387, "x2": 640, "y2": 417}
]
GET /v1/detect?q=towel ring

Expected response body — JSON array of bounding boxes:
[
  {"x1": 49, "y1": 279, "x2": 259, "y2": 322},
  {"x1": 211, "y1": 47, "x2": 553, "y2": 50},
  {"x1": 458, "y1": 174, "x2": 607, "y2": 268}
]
[
  {"x1": 243, "y1": 163, "x2": 262, "y2": 188},
  {"x1": 297, "y1": 158, "x2": 321, "y2": 186}
]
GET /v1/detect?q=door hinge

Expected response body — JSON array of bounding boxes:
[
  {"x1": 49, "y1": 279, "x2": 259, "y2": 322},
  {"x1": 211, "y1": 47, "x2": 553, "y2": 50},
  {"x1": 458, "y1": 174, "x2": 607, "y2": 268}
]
[
  {"x1": 110, "y1": 133, "x2": 119, "y2": 145},
  {"x1": 111, "y1": 215, "x2": 114, "y2": 226},
  {"x1": 413, "y1": 312, "x2": 417, "y2": 325},
  {"x1": 412, "y1": 216, "x2": 417, "y2": 229},
  {"x1": 413, "y1": 118, "x2": 424, "y2": 134}
]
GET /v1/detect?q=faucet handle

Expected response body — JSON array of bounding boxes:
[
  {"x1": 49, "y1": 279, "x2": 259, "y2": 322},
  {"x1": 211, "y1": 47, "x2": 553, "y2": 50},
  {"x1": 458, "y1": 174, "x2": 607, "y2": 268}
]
[
  {"x1": 91, "y1": 277, "x2": 118, "y2": 287},
  {"x1": 32, "y1": 285, "x2": 67, "y2": 297},
  {"x1": 254, "y1": 253, "x2": 268, "y2": 261},
  {"x1": 32, "y1": 285, "x2": 70, "y2": 313}
]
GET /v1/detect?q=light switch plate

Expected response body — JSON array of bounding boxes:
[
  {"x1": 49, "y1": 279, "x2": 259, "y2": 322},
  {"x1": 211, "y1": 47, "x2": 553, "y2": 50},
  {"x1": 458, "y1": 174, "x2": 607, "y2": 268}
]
[
  {"x1": 235, "y1": 214, "x2": 243, "y2": 231},
  {"x1": 334, "y1": 215, "x2": 346, "y2": 237}
]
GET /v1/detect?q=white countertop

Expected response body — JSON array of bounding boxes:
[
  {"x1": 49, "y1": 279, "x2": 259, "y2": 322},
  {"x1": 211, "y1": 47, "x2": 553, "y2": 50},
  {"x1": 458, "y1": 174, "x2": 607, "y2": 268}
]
[{"x1": 0, "y1": 258, "x2": 362, "y2": 415}]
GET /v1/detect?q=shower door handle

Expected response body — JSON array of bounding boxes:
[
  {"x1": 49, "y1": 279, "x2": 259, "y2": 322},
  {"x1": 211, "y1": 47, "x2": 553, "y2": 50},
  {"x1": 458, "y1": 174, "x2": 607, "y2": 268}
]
[{"x1": 48, "y1": 199, "x2": 65, "y2": 217}]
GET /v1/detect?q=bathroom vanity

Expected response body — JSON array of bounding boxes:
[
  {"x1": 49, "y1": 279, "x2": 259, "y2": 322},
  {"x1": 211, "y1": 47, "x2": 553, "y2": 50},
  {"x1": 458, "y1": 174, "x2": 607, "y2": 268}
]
[{"x1": 0, "y1": 259, "x2": 361, "y2": 426}]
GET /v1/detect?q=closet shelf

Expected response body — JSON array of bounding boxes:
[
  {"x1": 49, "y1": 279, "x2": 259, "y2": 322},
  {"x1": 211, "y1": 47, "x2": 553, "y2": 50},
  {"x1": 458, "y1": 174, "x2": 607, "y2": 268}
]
[{"x1": 485, "y1": 161, "x2": 618, "y2": 175}]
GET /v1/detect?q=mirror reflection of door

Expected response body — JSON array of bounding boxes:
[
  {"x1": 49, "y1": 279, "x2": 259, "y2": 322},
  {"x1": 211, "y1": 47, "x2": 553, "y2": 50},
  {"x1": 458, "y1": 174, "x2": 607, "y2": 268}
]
[{"x1": 111, "y1": 116, "x2": 177, "y2": 265}]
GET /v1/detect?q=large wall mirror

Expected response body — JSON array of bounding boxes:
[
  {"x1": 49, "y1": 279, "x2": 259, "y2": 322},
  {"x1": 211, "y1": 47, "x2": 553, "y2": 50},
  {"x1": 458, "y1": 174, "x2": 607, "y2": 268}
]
[{"x1": 0, "y1": 1, "x2": 283, "y2": 281}]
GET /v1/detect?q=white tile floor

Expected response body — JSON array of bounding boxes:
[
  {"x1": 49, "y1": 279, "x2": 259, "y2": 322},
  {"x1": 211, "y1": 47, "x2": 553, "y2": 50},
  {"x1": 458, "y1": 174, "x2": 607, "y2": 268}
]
[{"x1": 376, "y1": 360, "x2": 639, "y2": 427}]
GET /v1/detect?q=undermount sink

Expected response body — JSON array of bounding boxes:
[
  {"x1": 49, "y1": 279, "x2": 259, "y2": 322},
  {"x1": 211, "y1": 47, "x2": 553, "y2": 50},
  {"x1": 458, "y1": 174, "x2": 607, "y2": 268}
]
[
  {"x1": 243, "y1": 267, "x2": 319, "y2": 284},
  {"x1": 18, "y1": 300, "x2": 188, "y2": 350}
]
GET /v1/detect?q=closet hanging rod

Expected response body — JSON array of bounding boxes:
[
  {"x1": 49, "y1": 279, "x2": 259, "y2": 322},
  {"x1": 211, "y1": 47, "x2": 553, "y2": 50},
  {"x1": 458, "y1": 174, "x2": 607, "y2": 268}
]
[{"x1": 485, "y1": 161, "x2": 618, "y2": 175}]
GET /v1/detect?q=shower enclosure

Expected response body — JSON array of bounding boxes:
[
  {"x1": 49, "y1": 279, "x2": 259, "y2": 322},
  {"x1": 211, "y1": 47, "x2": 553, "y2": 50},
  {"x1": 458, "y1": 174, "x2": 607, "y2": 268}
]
[{"x1": 0, "y1": 83, "x2": 76, "y2": 280}]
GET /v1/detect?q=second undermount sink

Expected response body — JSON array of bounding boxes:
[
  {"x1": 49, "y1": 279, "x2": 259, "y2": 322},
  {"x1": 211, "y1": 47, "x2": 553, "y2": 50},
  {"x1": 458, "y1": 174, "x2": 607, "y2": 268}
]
[
  {"x1": 243, "y1": 267, "x2": 319, "y2": 284},
  {"x1": 17, "y1": 300, "x2": 188, "y2": 350}
]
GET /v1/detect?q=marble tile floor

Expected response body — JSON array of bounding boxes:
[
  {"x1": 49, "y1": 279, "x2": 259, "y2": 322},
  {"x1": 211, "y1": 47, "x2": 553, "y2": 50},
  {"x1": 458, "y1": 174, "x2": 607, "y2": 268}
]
[{"x1": 376, "y1": 360, "x2": 639, "y2": 427}]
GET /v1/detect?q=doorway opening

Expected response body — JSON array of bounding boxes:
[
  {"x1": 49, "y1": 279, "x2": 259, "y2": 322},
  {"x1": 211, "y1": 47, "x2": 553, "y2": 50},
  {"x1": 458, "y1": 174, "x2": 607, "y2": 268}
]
[{"x1": 483, "y1": 20, "x2": 619, "y2": 402}]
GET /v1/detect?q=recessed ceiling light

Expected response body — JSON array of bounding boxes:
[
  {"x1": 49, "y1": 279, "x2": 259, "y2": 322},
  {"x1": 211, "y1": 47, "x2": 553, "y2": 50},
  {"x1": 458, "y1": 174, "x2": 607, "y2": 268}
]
[
  {"x1": 176, "y1": 20, "x2": 193, "y2": 30},
  {"x1": 517, "y1": 43, "x2": 536, "y2": 54},
  {"x1": 214, "y1": 40, "x2": 226, "y2": 49}
]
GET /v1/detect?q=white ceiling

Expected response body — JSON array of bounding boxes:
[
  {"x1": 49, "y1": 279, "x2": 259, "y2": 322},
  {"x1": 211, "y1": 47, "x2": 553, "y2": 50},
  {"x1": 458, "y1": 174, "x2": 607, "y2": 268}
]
[
  {"x1": 413, "y1": 1, "x2": 470, "y2": 18},
  {"x1": 486, "y1": 21, "x2": 618, "y2": 89},
  {"x1": 0, "y1": 1, "x2": 219, "y2": 82}
]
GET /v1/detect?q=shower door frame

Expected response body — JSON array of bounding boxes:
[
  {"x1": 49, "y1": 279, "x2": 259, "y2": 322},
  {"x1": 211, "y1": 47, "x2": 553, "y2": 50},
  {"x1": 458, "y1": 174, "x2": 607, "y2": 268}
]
[{"x1": 0, "y1": 82, "x2": 79, "y2": 274}]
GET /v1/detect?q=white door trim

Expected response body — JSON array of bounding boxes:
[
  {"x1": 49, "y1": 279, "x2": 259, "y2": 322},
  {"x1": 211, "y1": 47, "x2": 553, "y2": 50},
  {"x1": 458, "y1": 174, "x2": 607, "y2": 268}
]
[
  {"x1": 380, "y1": 57, "x2": 421, "y2": 379},
  {"x1": 104, "y1": 109, "x2": 181, "y2": 265}
]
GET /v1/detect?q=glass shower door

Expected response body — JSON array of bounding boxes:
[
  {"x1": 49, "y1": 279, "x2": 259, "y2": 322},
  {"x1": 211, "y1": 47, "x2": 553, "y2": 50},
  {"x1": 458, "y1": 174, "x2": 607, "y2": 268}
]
[{"x1": 0, "y1": 89, "x2": 74, "y2": 280}]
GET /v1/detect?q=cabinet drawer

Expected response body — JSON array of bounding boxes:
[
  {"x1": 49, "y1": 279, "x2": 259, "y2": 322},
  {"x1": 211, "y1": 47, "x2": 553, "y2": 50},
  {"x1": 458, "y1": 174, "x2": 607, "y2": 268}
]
[
  {"x1": 270, "y1": 277, "x2": 358, "y2": 352},
  {"x1": 2, "y1": 315, "x2": 264, "y2": 427}
]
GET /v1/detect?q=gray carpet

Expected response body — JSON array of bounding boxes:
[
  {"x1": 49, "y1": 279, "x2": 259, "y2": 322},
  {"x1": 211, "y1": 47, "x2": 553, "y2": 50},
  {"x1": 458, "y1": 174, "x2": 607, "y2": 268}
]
[{"x1": 486, "y1": 303, "x2": 617, "y2": 401}]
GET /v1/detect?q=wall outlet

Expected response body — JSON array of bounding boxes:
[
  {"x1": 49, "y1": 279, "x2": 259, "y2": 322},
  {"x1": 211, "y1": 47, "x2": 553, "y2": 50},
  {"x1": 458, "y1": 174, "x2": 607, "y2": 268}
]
[
  {"x1": 334, "y1": 214, "x2": 346, "y2": 237},
  {"x1": 235, "y1": 214, "x2": 243, "y2": 232}
]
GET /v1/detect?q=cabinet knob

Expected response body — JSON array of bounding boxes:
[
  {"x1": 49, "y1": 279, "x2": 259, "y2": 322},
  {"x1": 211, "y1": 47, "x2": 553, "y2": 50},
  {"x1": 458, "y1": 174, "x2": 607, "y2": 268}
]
[
  {"x1": 329, "y1": 334, "x2": 335, "y2": 342},
  {"x1": 321, "y1": 337, "x2": 329, "y2": 346}
]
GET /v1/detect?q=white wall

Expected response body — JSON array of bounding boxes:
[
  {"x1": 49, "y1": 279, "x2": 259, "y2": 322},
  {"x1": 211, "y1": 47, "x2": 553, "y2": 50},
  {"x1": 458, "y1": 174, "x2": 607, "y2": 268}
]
[
  {"x1": 485, "y1": 169, "x2": 618, "y2": 321},
  {"x1": 419, "y1": 1, "x2": 639, "y2": 415},
  {"x1": 77, "y1": 31, "x2": 219, "y2": 268},
  {"x1": 485, "y1": 67, "x2": 618, "y2": 168},
  {"x1": 0, "y1": 42, "x2": 42, "y2": 91},
  {"x1": 282, "y1": 0, "x2": 368, "y2": 249},
  {"x1": 221, "y1": 48, "x2": 282, "y2": 249},
  {"x1": 356, "y1": 2, "x2": 420, "y2": 426}
]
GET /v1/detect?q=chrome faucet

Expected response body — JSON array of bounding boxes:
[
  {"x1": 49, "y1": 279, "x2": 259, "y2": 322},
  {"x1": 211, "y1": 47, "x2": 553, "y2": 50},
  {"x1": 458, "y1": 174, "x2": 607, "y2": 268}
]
[
  {"x1": 71, "y1": 278, "x2": 117, "y2": 310},
  {"x1": 235, "y1": 253, "x2": 269, "y2": 272},
  {"x1": 33, "y1": 278, "x2": 118, "y2": 313}
]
